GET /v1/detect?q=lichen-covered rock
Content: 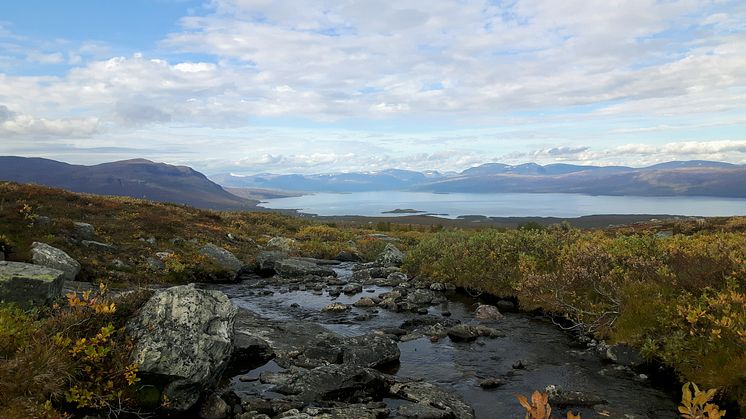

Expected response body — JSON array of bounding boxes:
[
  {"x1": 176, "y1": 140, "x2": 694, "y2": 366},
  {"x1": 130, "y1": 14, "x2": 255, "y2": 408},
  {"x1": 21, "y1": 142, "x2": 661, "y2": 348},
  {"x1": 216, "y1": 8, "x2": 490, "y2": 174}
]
[
  {"x1": 376, "y1": 244, "x2": 405, "y2": 267},
  {"x1": 31, "y1": 242, "x2": 80, "y2": 281},
  {"x1": 127, "y1": 284, "x2": 237, "y2": 411},
  {"x1": 200, "y1": 243, "x2": 243, "y2": 274},
  {"x1": 0, "y1": 261, "x2": 64, "y2": 308},
  {"x1": 342, "y1": 282, "x2": 363, "y2": 295},
  {"x1": 353, "y1": 297, "x2": 377, "y2": 308},
  {"x1": 73, "y1": 221, "x2": 96, "y2": 239},
  {"x1": 389, "y1": 381, "x2": 475, "y2": 419},
  {"x1": 474, "y1": 304, "x2": 503, "y2": 321},
  {"x1": 274, "y1": 258, "x2": 336, "y2": 278},
  {"x1": 267, "y1": 237, "x2": 296, "y2": 252},
  {"x1": 255, "y1": 251, "x2": 289, "y2": 275},
  {"x1": 341, "y1": 334, "x2": 400, "y2": 368},
  {"x1": 397, "y1": 402, "x2": 451, "y2": 418},
  {"x1": 273, "y1": 364, "x2": 390, "y2": 403},
  {"x1": 323, "y1": 302, "x2": 350, "y2": 312}
]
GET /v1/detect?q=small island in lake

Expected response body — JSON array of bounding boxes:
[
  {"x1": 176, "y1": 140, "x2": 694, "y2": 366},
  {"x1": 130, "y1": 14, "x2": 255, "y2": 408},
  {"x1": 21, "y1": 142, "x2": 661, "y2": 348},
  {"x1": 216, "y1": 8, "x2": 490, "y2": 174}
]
[{"x1": 382, "y1": 208, "x2": 427, "y2": 214}]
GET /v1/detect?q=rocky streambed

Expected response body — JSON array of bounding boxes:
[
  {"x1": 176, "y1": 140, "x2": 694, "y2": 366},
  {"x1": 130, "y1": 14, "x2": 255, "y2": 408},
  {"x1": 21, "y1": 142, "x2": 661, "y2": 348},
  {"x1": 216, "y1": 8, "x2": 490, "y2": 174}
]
[{"x1": 203, "y1": 259, "x2": 679, "y2": 419}]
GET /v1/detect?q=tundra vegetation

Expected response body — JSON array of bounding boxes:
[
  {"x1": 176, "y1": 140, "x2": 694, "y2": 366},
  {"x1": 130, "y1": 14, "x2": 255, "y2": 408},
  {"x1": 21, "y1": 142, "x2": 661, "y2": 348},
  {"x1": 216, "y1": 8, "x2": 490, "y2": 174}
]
[{"x1": 0, "y1": 181, "x2": 742, "y2": 416}]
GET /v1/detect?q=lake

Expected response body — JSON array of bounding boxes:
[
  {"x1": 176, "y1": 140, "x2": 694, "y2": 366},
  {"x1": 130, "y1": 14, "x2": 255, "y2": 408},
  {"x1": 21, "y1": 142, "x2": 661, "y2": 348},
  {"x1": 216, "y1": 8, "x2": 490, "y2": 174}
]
[{"x1": 259, "y1": 191, "x2": 746, "y2": 218}]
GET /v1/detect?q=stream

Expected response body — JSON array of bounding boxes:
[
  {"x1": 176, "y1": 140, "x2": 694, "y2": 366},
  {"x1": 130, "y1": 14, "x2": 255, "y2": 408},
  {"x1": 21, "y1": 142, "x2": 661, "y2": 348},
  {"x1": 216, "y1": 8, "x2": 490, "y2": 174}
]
[{"x1": 209, "y1": 262, "x2": 678, "y2": 418}]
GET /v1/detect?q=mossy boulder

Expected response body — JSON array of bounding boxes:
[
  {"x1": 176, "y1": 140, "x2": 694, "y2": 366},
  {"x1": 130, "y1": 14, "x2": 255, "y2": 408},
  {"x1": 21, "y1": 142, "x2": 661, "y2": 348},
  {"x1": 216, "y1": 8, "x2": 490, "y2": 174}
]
[{"x1": 0, "y1": 261, "x2": 64, "y2": 308}]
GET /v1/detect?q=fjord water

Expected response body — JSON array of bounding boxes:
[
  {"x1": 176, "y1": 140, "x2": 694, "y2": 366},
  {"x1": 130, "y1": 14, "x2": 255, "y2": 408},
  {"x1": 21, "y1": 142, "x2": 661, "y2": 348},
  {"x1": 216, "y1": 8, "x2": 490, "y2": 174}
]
[{"x1": 260, "y1": 191, "x2": 746, "y2": 218}]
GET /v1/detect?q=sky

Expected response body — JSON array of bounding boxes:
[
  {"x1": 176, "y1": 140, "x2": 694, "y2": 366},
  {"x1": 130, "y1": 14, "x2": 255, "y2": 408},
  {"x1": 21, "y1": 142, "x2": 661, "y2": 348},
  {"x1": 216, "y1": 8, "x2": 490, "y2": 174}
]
[{"x1": 1, "y1": 0, "x2": 745, "y2": 175}]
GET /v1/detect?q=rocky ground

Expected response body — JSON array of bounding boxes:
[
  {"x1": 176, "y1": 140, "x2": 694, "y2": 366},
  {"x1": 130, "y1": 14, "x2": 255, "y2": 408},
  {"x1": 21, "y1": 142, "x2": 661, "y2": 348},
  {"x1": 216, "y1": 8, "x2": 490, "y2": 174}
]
[{"x1": 0, "y1": 232, "x2": 678, "y2": 418}]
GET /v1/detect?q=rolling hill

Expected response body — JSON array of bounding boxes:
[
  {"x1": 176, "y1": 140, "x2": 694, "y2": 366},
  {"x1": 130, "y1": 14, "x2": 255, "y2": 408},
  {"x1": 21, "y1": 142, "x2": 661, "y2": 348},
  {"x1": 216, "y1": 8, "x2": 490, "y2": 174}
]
[{"x1": 0, "y1": 156, "x2": 258, "y2": 210}]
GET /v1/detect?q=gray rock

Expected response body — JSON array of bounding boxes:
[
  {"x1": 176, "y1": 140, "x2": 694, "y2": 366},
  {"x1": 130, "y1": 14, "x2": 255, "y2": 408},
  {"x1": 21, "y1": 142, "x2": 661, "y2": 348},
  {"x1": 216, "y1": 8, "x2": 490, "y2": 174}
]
[
  {"x1": 303, "y1": 405, "x2": 388, "y2": 419},
  {"x1": 323, "y1": 302, "x2": 350, "y2": 312},
  {"x1": 199, "y1": 393, "x2": 230, "y2": 419},
  {"x1": 31, "y1": 242, "x2": 80, "y2": 281},
  {"x1": 478, "y1": 378, "x2": 505, "y2": 389},
  {"x1": 0, "y1": 261, "x2": 64, "y2": 308},
  {"x1": 606, "y1": 344, "x2": 645, "y2": 368},
  {"x1": 387, "y1": 271, "x2": 408, "y2": 283},
  {"x1": 73, "y1": 222, "x2": 96, "y2": 239},
  {"x1": 341, "y1": 334, "x2": 400, "y2": 368},
  {"x1": 390, "y1": 381, "x2": 475, "y2": 419},
  {"x1": 200, "y1": 243, "x2": 243, "y2": 274},
  {"x1": 429, "y1": 283, "x2": 446, "y2": 291},
  {"x1": 273, "y1": 364, "x2": 389, "y2": 403},
  {"x1": 81, "y1": 240, "x2": 117, "y2": 252},
  {"x1": 234, "y1": 309, "x2": 344, "y2": 369},
  {"x1": 353, "y1": 297, "x2": 377, "y2": 307},
  {"x1": 376, "y1": 244, "x2": 405, "y2": 267},
  {"x1": 146, "y1": 257, "x2": 166, "y2": 272},
  {"x1": 446, "y1": 325, "x2": 479, "y2": 343},
  {"x1": 398, "y1": 402, "x2": 451, "y2": 418},
  {"x1": 111, "y1": 258, "x2": 131, "y2": 270},
  {"x1": 342, "y1": 282, "x2": 363, "y2": 295},
  {"x1": 127, "y1": 284, "x2": 237, "y2": 411},
  {"x1": 545, "y1": 385, "x2": 607, "y2": 407},
  {"x1": 407, "y1": 289, "x2": 436, "y2": 305},
  {"x1": 275, "y1": 258, "x2": 336, "y2": 278},
  {"x1": 267, "y1": 237, "x2": 296, "y2": 252},
  {"x1": 256, "y1": 251, "x2": 289, "y2": 274},
  {"x1": 474, "y1": 304, "x2": 503, "y2": 321},
  {"x1": 35, "y1": 215, "x2": 52, "y2": 227}
]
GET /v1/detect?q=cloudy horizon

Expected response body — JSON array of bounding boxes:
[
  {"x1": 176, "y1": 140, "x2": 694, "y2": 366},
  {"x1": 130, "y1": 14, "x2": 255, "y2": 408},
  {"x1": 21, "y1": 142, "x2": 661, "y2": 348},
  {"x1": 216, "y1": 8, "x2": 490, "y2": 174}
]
[{"x1": 1, "y1": 0, "x2": 745, "y2": 175}]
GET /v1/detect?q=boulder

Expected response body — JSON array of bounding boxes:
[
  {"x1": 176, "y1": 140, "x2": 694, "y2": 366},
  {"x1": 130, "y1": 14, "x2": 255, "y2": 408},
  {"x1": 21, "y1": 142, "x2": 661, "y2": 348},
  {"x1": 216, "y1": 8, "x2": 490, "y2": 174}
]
[
  {"x1": 376, "y1": 244, "x2": 405, "y2": 267},
  {"x1": 0, "y1": 261, "x2": 64, "y2": 308},
  {"x1": 342, "y1": 282, "x2": 363, "y2": 295},
  {"x1": 127, "y1": 284, "x2": 237, "y2": 411},
  {"x1": 30, "y1": 242, "x2": 80, "y2": 281},
  {"x1": 474, "y1": 304, "x2": 503, "y2": 321},
  {"x1": 353, "y1": 297, "x2": 377, "y2": 308},
  {"x1": 447, "y1": 324, "x2": 499, "y2": 342},
  {"x1": 146, "y1": 257, "x2": 166, "y2": 272},
  {"x1": 407, "y1": 289, "x2": 436, "y2": 305},
  {"x1": 273, "y1": 364, "x2": 389, "y2": 403},
  {"x1": 73, "y1": 222, "x2": 96, "y2": 239},
  {"x1": 389, "y1": 381, "x2": 475, "y2": 419},
  {"x1": 267, "y1": 237, "x2": 296, "y2": 252},
  {"x1": 234, "y1": 309, "x2": 345, "y2": 369},
  {"x1": 256, "y1": 251, "x2": 289, "y2": 275},
  {"x1": 398, "y1": 403, "x2": 451, "y2": 418},
  {"x1": 275, "y1": 258, "x2": 336, "y2": 278},
  {"x1": 341, "y1": 334, "x2": 400, "y2": 368},
  {"x1": 200, "y1": 243, "x2": 243, "y2": 274}
]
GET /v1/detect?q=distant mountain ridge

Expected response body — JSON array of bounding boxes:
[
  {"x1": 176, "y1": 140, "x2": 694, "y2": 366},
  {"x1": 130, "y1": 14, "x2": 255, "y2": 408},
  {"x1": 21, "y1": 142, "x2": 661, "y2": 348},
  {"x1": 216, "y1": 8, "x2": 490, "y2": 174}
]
[
  {"x1": 0, "y1": 156, "x2": 257, "y2": 210},
  {"x1": 213, "y1": 160, "x2": 746, "y2": 198}
]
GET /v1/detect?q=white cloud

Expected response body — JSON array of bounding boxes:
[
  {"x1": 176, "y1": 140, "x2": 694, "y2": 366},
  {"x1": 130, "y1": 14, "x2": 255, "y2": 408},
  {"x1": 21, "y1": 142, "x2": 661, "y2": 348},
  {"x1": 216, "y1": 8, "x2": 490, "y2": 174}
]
[{"x1": 0, "y1": 105, "x2": 99, "y2": 137}]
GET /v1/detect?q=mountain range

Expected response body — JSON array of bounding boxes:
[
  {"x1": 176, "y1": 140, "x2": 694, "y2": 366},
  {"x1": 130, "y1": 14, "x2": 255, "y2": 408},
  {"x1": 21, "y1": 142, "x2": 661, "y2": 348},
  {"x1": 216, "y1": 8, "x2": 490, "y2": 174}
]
[
  {"x1": 0, "y1": 156, "x2": 257, "y2": 210},
  {"x1": 212, "y1": 160, "x2": 746, "y2": 198},
  {"x1": 2, "y1": 157, "x2": 745, "y2": 209}
]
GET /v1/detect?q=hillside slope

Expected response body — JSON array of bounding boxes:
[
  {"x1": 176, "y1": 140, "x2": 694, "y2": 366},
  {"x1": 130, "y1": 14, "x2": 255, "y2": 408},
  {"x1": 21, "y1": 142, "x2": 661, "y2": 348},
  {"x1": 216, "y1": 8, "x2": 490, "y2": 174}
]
[{"x1": 0, "y1": 156, "x2": 257, "y2": 210}]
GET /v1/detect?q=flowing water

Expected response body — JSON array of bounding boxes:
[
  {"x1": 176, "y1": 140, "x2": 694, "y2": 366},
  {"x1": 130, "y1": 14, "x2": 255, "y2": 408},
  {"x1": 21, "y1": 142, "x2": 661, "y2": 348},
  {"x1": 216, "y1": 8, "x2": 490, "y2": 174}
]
[{"x1": 212, "y1": 263, "x2": 678, "y2": 418}]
